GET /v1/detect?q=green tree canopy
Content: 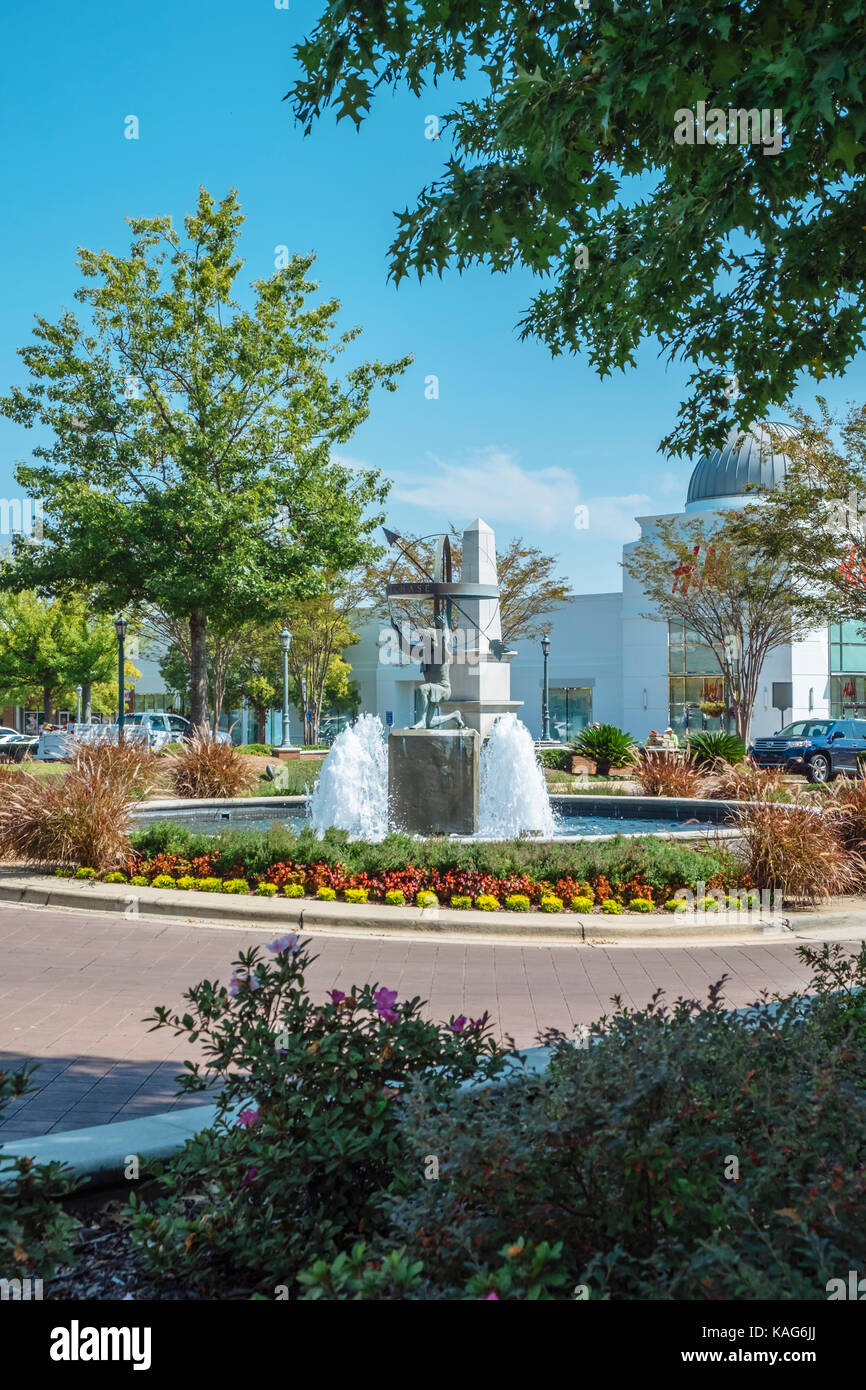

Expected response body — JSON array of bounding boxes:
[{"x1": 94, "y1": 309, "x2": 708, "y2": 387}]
[
  {"x1": 0, "y1": 187, "x2": 410, "y2": 727},
  {"x1": 290, "y1": 0, "x2": 866, "y2": 455}
]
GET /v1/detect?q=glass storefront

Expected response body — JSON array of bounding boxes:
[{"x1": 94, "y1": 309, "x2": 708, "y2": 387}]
[
  {"x1": 668, "y1": 619, "x2": 730, "y2": 737},
  {"x1": 548, "y1": 686, "x2": 592, "y2": 742},
  {"x1": 829, "y1": 622, "x2": 866, "y2": 716}
]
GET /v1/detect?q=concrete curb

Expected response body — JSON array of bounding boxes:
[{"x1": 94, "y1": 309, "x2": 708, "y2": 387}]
[{"x1": 0, "y1": 872, "x2": 801, "y2": 941}]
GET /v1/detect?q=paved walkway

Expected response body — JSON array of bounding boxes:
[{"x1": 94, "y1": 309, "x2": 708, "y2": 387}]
[{"x1": 0, "y1": 901, "x2": 849, "y2": 1142}]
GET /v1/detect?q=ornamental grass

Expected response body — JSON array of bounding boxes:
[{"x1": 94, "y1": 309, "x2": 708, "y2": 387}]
[
  {"x1": 168, "y1": 730, "x2": 257, "y2": 800},
  {"x1": 733, "y1": 800, "x2": 862, "y2": 904},
  {"x1": 631, "y1": 753, "x2": 705, "y2": 798},
  {"x1": 0, "y1": 743, "x2": 152, "y2": 870},
  {"x1": 710, "y1": 757, "x2": 789, "y2": 803}
]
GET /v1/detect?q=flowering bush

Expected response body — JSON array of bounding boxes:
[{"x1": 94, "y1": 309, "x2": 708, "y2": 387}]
[
  {"x1": 504, "y1": 894, "x2": 531, "y2": 911},
  {"x1": 133, "y1": 936, "x2": 507, "y2": 1295},
  {"x1": 1, "y1": 1066, "x2": 79, "y2": 1279},
  {"x1": 314, "y1": 944, "x2": 866, "y2": 1299}
]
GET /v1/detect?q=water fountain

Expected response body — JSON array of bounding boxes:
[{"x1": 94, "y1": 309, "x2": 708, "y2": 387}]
[
  {"x1": 479, "y1": 714, "x2": 557, "y2": 838},
  {"x1": 309, "y1": 713, "x2": 389, "y2": 840}
]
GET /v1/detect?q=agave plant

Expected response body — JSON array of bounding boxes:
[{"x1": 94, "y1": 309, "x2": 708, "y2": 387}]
[
  {"x1": 685, "y1": 730, "x2": 746, "y2": 767},
  {"x1": 570, "y1": 724, "x2": 636, "y2": 776}
]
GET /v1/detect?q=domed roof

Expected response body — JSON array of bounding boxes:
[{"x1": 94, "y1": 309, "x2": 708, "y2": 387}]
[{"x1": 685, "y1": 421, "x2": 799, "y2": 509}]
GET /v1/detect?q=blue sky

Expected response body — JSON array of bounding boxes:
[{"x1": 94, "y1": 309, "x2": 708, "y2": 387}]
[{"x1": 0, "y1": 0, "x2": 863, "y2": 593}]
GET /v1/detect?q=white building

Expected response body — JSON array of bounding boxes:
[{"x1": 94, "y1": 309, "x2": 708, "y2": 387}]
[{"x1": 359, "y1": 422, "x2": 851, "y2": 744}]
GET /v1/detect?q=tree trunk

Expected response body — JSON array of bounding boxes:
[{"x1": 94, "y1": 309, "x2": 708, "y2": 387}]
[
  {"x1": 82, "y1": 682, "x2": 92, "y2": 724},
  {"x1": 189, "y1": 608, "x2": 208, "y2": 733},
  {"x1": 43, "y1": 686, "x2": 53, "y2": 722}
]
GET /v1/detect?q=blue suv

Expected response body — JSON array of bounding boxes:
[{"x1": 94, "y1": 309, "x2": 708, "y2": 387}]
[{"x1": 749, "y1": 718, "x2": 866, "y2": 783}]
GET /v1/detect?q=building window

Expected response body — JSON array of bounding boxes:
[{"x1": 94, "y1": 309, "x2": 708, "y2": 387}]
[
  {"x1": 668, "y1": 620, "x2": 728, "y2": 737},
  {"x1": 828, "y1": 623, "x2": 866, "y2": 716},
  {"x1": 548, "y1": 687, "x2": 592, "y2": 742}
]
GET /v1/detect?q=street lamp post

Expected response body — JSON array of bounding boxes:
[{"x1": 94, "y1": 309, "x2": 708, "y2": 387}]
[
  {"x1": 114, "y1": 616, "x2": 127, "y2": 743},
  {"x1": 541, "y1": 634, "x2": 552, "y2": 742},
  {"x1": 75, "y1": 684, "x2": 82, "y2": 725},
  {"x1": 279, "y1": 628, "x2": 293, "y2": 751}
]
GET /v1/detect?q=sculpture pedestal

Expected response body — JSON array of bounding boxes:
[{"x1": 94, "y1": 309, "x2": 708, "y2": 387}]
[{"x1": 388, "y1": 728, "x2": 480, "y2": 836}]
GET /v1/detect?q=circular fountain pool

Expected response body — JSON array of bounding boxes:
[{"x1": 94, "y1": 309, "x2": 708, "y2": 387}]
[{"x1": 132, "y1": 795, "x2": 732, "y2": 841}]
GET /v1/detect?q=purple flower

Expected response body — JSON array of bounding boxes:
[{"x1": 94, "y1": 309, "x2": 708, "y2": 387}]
[
  {"x1": 239, "y1": 1165, "x2": 259, "y2": 1189},
  {"x1": 483, "y1": 1292, "x2": 500, "y2": 1300},
  {"x1": 237, "y1": 1108, "x2": 260, "y2": 1129},
  {"x1": 228, "y1": 972, "x2": 241, "y2": 998},
  {"x1": 267, "y1": 933, "x2": 299, "y2": 956},
  {"x1": 374, "y1": 986, "x2": 399, "y2": 1023},
  {"x1": 327, "y1": 989, "x2": 346, "y2": 1006},
  {"x1": 449, "y1": 1015, "x2": 467, "y2": 1033},
  {"x1": 469, "y1": 1017, "x2": 485, "y2": 1031}
]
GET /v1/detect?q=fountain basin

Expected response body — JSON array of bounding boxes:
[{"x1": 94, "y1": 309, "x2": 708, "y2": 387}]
[{"x1": 131, "y1": 793, "x2": 738, "y2": 841}]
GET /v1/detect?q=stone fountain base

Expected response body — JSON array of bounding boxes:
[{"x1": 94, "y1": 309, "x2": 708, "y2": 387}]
[{"x1": 388, "y1": 727, "x2": 480, "y2": 836}]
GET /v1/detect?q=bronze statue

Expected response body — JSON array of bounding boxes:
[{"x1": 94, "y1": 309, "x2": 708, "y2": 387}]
[{"x1": 412, "y1": 612, "x2": 465, "y2": 729}]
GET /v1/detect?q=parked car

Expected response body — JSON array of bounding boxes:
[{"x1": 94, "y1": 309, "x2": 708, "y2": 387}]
[
  {"x1": 748, "y1": 718, "x2": 866, "y2": 783},
  {"x1": 34, "y1": 712, "x2": 231, "y2": 760},
  {"x1": 0, "y1": 730, "x2": 38, "y2": 762}
]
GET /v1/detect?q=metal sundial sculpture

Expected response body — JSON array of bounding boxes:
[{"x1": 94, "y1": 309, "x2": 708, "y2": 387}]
[{"x1": 384, "y1": 528, "x2": 506, "y2": 730}]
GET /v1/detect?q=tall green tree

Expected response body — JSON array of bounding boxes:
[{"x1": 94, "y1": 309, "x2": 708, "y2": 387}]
[
  {"x1": 0, "y1": 187, "x2": 410, "y2": 728},
  {"x1": 290, "y1": 0, "x2": 866, "y2": 455},
  {"x1": 0, "y1": 594, "x2": 138, "y2": 722}
]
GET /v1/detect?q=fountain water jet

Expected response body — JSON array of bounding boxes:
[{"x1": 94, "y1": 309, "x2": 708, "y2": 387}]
[
  {"x1": 308, "y1": 713, "x2": 388, "y2": 840},
  {"x1": 479, "y1": 714, "x2": 558, "y2": 838}
]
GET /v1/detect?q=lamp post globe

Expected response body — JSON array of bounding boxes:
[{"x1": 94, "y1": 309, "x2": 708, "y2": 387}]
[
  {"x1": 75, "y1": 684, "x2": 82, "y2": 725},
  {"x1": 279, "y1": 628, "x2": 293, "y2": 750},
  {"x1": 114, "y1": 616, "x2": 128, "y2": 742}
]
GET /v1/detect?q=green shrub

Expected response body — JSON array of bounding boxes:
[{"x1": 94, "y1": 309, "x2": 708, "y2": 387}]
[
  {"x1": 194, "y1": 877, "x2": 222, "y2": 893},
  {"x1": 569, "y1": 895, "x2": 594, "y2": 912},
  {"x1": 698, "y1": 895, "x2": 720, "y2": 911},
  {"x1": 222, "y1": 878, "x2": 250, "y2": 894},
  {"x1": 475, "y1": 894, "x2": 500, "y2": 911},
  {"x1": 130, "y1": 874, "x2": 149, "y2": 888},
  {"x1": 103, "y1": 871, "x2": 127, "y2": 884},
  {"x1": 237, "y1": 744, "x2": 275, "y2": 756},
  {"x1": 176, "y1": 875, "x2": 197, "y2": 891},
  {"x1": 540, "y1": 894, "x2": 563, "y2": 913},
  {"x1": 537, "y1": 747, "x2": 571, "y2": 771},
  {"x1": 685, "y1": 730, "x2": 746, "y2": 766},
  {"x1": 449, "y1": 895, "x2": 472, "y2": 910},
  {"x1": 344, "y1": 888, "x2": 369, "y2": 904},
  {"x1": 283, "y1": 883, "x2": 305, "y2": 899},
  {"x1": 316, "y1": 886, "x2": 337, "y2": 901},
  {"x1": 417, "y1": 891, "x2": 439, "y2": 909},
  {"x1": 628, "y1": 897, "x2": 654, "y2": 913},
  {"x1": 725, "y1": 894, "x2": 741, "y2": 910},
  {"x1": 310, "y1": 942, "x2": 866, "y2": 1300},
  {"x1": 54, "y1": 866, "x2": 74, "y2": 877},
  {"x1": 570, "y1": 723, "x2": 636, "y2": 776},
  {"x1": 255, "y1": 883, "x2": 279, "y2": 897},
  {"x1": 132, "y1": 937, "x2": 506, "y2": 1296},
  {"x1": 151, "y1": 874, "x2": 177, "y2": 889},
  {"x1": 665, "y1": 898, "x2": 689, "y2": 912},
  {"x1": 74, "y1": 867, "x2": 96, "y2": 879},
  {"x1": 160, "y1": 742, "x2": 185, "y2": 755},
  {"x1": 384, "y1": 890, "x2": 405, "y2": 906},
  {"x1": 602, "y1": 898, "x2": 623, "y2": 914},
  {"x1": 504, "y1": 894, "x2": 531, "y2": 911},
  {"x1": 1, "y1": 1066, "x2": 80, "y2": 1279}
]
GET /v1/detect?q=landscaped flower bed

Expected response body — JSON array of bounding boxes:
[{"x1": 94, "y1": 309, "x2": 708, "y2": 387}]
[{"x1": 48, "y1": 822, "x2": 760, "y2": 913}]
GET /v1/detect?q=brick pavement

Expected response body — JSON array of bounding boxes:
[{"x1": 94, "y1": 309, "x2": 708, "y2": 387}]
[{"x1": 0, "y1": 902, "x2": 833, "y2": 1142}]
